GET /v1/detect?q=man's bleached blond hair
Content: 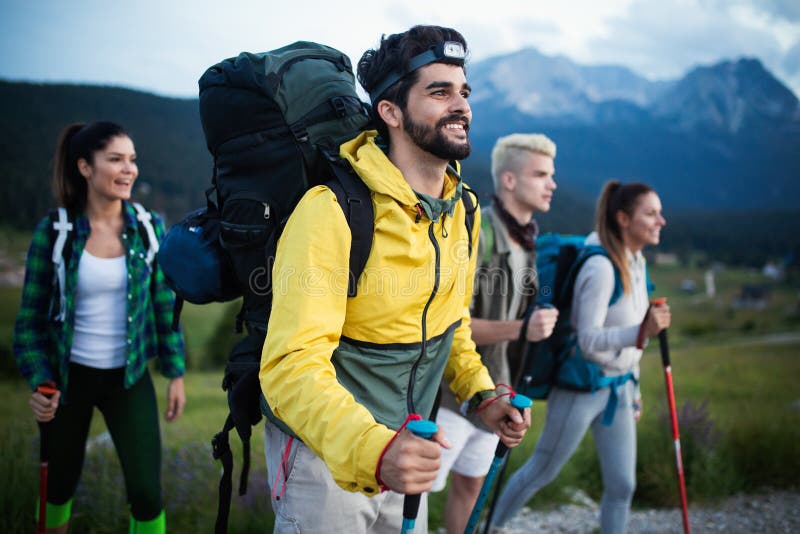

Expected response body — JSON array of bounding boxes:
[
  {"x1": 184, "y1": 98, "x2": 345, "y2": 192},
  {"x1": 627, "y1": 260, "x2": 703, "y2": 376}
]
[{"x1": 491, "y1": 133, "x2": 557, "y2": 190}]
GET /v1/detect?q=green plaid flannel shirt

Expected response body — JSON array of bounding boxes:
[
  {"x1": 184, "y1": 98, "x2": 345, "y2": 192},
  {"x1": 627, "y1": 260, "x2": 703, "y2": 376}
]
[{"x1": 13, "y1": 202, "x2": 185, "y2": 394}]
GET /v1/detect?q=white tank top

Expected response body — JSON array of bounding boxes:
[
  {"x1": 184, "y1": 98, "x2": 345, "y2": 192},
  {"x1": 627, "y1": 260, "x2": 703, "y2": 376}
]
[{"x1": 70, "y1": 250, "x2": 128, "y2": 369}]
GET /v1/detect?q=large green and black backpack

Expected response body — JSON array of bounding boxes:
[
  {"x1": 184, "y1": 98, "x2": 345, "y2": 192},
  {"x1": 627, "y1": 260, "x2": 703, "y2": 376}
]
[
  {"x1": 198, "y1": 41, "x2": 372, "y2": 332},
  {"x1": 183, "y1": 42, "x2": 373, "y2": 533}
]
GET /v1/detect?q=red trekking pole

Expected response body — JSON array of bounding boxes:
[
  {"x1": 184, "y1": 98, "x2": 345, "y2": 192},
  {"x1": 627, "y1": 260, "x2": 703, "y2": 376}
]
[
  {"x1": 645, "y1": 298, "x2": 690, "y2": 534},
  {"x1": 36, "y1": 381, "x2": 57, "y2": 534}
]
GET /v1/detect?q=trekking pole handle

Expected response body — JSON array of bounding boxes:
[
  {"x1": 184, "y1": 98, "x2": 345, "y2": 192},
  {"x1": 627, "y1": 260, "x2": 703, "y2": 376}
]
[
  {"x1": 495, "y1": 394, "x2": 532, "y2": 458},
  {"x1": 401, "y1": 419, "x2": 438, "y2": 533},
  {"x1": 37, "y1": 382, "x2": 57, "y2": 398},
  {"x1": 636, "y1": 297, "x2": 667, "y2": 350},
  {"x1": 518, "y1": 303, "x2": 555, "y2": 342},
  {"x1": 514, "y1": 302, "x2": 555, "y2": 388},
  {"x1": 649, "y1": 297, "x2": 670, "y2": 367},
  {"x1": 36, "y1": 382, "x2": 57, "y2": 460}
]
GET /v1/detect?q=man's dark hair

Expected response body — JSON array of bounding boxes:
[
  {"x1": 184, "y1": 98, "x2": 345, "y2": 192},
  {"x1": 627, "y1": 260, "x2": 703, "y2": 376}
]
[{"x1": 357, "y1": 25, "x2": 468, "y2": 140}]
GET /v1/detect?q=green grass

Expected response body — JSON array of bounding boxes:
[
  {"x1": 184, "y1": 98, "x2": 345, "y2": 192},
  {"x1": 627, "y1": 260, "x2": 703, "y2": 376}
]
[
  {"x1": 179, "y1": 299, "x2": 241, "y2": 370},
  {"x1": 0, "y1": 371, "x2": 272, "y2": 533},
  {"x1": 1, "y1": 255, "x2": 798, "y2": 531}
]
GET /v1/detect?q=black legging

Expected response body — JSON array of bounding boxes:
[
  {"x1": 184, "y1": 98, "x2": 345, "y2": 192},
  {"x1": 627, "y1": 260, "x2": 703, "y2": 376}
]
[{"x1": 47, "y1": 363, "x2": 163, "y2": 521}]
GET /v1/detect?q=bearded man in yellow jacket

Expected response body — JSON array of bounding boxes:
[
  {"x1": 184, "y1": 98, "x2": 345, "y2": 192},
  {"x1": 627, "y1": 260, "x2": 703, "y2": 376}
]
[{"x1": 260, "y1": 25, "x2": 531, "y2": 533}]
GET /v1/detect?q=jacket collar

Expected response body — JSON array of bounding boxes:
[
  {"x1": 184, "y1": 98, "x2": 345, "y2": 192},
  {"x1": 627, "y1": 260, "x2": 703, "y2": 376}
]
[
  {"x1": 340, "y1": 130, "x2": 463, "y2": 211},
  {"x1": 485, "y1": 205, "x2": 514, "y2": 255}
]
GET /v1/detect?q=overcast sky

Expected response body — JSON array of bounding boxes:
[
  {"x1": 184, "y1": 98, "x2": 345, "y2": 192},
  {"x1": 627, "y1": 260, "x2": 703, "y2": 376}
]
[{"x1": 2, "y1": 0, "x2": 799, "y2": 98}]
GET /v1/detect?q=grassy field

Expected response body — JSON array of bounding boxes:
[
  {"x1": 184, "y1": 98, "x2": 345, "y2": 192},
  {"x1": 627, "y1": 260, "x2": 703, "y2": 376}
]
[{"x1": 0, "y1": 263, "x2": 798, "y2": 532}]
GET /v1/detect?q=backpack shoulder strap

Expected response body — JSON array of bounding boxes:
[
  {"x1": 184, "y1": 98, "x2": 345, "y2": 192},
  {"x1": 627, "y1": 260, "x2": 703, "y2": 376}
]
[
  {"x1": 49, "y1": 208, "x2": 74, "y2": 322},
  {"x1": 563, "y1": 245, "x2": 623, "y2": 308},
  {"x1": 479, "y1": 208, "x2": 494, "y2": 266},
  {"x1": 132, "y1": 202, "x2": 159, "y2": 268},
  {"x1": 461, "y1": 185, "x2": 478, "y2": 260},
  {"x1": 444, "y1": 162, "x2": 478, "y2": 261},
  {"x1": 644, "y1": 258, "x2": 655, "y2": 296},
  {"x1": 326, "y1": 161, "x2": 374, "y2": 298}
]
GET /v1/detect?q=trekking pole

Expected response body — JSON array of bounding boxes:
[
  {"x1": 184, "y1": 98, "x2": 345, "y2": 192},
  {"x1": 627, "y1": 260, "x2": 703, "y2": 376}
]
[
  {"x1": 36, "y1": 381, "x2": 57, "y2": 534},
  {"x1": 401, "y1": 419, "x2": 438, "y2": 534},
  {"x1": 654, "y1": 300, "x2": 691, "y2": 534},
  {"x1": 479, "y1": 453, "x2": 509, "y2": 534},
  {"x1": 464, "y1": 394, "x2": 532, "y2": 534},
  {"x1": 480, "y1": 302, "x2": 552, "y2": 534},
  {"x1": 480, "y1": 301, "x2": 553, "y2": 534}
]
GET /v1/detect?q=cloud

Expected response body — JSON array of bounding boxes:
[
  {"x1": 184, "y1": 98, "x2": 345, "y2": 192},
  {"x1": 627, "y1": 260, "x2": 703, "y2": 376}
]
[
  {"x1": 1, "y1": 0, "x2": 798, "y2": 97},
  {"x1": 585, "y1": 0, "x2": 798, "y2": 95},
  {"x1": 702, "y1": 0, "x2": 800, "y2": 22},
  {"x1": 784, "y1": 42, "x2": 800, "y2": 74},
  {"x1": 460, "y1": 17, "x2": 561, "y2": 63},
  {"x1": 755, "y1": 0, "x2": 800, "y2": 21}
]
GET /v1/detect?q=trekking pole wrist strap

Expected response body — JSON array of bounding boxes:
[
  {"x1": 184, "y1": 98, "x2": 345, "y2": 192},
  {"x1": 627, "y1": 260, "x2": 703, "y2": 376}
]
[
  {"x1": 375, "y1": 414, "x2": 422, "y2": 492},
  {"x1": 465, "y1": 389, "x2": 498, "y2": 415}
]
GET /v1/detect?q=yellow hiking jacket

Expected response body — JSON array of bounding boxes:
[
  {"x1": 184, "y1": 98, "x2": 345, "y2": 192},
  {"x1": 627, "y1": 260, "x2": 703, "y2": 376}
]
[{"x1": 260, "y1": 131, "x2": 494, "y2": 494}]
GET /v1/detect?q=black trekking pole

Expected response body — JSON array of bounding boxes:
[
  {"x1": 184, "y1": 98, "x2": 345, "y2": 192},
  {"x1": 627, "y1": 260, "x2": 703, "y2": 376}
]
[
  {"x1": 464, "y1": 393, "x2": 531, "y2": 534},
  {"x1": 479, "y1": 302, "x2": 550, "y2": 534},
  {"x1": 400, "y1": 418, "x2": 438, "y2": 534},
  {"x1": 36, "y1": 381, "x2": 57, "y2": 534},
  {"x1": 480, "y1": 454, "x2": 509, "y2": 534}
]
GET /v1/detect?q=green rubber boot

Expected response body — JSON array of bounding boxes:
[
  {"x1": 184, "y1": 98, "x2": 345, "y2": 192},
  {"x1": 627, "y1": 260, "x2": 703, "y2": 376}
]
[
  {"x1": 129, "y1": 509, "x2": 166, "y2": 534},
  {"x1": 34, "y1": 497, "x2": 72, "y2": 529}
]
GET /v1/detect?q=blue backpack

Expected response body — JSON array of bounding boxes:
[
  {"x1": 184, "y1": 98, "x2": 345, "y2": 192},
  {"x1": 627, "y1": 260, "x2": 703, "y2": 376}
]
[{"x1": 517, "y1": 233, "x2": 652, "y2": 425}]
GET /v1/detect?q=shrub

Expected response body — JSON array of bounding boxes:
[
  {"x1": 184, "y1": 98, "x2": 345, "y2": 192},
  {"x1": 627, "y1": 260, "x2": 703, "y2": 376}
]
[{"x1": 636, "y1": 399, "x2": 743, "y2": 506}]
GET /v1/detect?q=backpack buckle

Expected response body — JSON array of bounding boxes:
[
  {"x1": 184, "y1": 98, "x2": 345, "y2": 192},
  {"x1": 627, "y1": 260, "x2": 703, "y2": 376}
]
[
  {"x1": 289, "y1": 122, "x2": 309, "y2": 143},
  {"x1": 331, "y1": 97, "x2": 348, "y2": 118}
]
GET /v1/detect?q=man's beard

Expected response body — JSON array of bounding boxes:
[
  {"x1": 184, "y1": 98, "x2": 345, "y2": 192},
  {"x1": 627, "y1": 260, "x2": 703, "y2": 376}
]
[{"x1": 403, "y1": 113, "x2": 471, "y2": 161}]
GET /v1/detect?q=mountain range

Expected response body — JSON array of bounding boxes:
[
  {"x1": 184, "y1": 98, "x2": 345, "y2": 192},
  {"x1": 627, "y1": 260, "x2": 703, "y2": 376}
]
[
  {"x1": 460, "y1": 50, "x2": 800, "y2": 215},
  {"x1": 1, "y1": 47, "x2": 798, "y2": 263}
]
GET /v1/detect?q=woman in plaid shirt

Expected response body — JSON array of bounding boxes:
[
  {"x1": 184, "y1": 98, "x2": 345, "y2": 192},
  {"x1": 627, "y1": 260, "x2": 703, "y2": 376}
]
[{"x1": 13, "y1": 121, "x2": 185, "y2": 533}]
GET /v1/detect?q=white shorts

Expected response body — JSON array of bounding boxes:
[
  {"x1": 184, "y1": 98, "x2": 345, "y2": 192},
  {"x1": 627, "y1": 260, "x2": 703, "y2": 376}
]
[
  {"x1": 431, "y1": 407, "x2": 499, "y2": 492},
  {"x1": 264, "y1": 420, "x2": 425, "y2": 533}
]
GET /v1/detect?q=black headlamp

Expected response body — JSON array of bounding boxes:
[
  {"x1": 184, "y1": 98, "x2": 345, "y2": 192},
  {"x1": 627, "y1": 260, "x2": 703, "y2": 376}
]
[{"x1": 370, "y1": 41, "x2": 466, "y2": 105}]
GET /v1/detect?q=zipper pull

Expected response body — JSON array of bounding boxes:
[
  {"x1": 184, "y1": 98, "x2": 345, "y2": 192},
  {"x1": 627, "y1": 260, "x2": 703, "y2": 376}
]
[
  {"x1": 415, "y1": 203, "x2": 423, "y2": 223},
  {"x1": 263, "y1": 203, "x2": 271, "y2": 220}
]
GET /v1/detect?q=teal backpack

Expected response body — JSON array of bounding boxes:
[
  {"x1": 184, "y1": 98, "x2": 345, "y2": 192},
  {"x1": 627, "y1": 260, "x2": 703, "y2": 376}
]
[{"x1": 516, "y1": 233, "x2": 652, "y2": 425}]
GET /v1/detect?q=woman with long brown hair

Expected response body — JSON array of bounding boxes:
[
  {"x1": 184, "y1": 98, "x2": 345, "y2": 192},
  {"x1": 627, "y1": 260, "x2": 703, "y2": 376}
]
[
  {"x1": 13, "y1": 121, "x2": 185, "y2": 533},
  {"x1": 489, "y1": 180, "x2": 671, "y2": 534}
]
